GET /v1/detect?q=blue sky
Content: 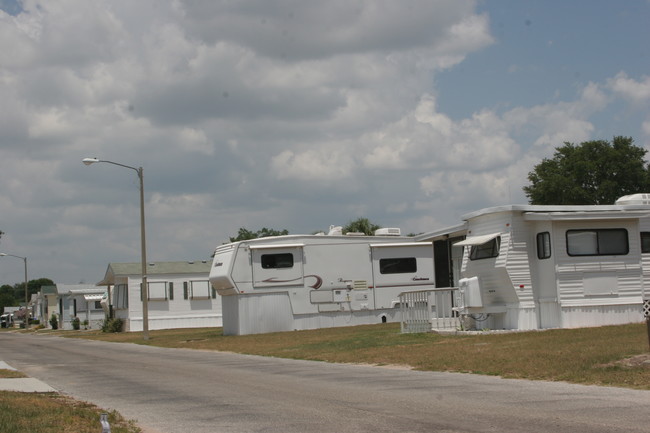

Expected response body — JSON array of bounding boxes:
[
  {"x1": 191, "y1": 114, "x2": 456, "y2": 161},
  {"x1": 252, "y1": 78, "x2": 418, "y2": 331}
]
[{"x1": 0, "y1": 0, "x2": 649, "y2": 285}]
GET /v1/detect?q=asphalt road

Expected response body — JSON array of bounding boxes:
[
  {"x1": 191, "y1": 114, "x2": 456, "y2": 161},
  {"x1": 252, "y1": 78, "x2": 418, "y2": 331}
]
[{"x1": 1, "y1": 332, "x2": 649, "y2": 433}]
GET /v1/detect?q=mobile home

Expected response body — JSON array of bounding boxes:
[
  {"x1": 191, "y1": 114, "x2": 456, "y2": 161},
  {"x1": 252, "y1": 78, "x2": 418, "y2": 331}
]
[
  {"x1": 209, "y1": 228, "x2": 434, "y2": 335},
  {"x1": 418, "y1": 194, "x2": 650, "y2": 331},
  {"x1": 98, "y1": 261, "x2": 220, "y2": 332}
]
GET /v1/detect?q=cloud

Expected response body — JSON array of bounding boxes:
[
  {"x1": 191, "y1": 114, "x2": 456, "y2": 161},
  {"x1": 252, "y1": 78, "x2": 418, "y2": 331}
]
[{"x1": 0, "y1": 1, "x2": 647, "y2": 285}]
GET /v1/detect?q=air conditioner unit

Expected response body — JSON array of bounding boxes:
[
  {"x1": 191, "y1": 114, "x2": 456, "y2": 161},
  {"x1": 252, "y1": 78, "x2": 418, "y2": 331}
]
[
  {"x1": 459, "y1": 277, "x2": 482, "y2": 308},
  {"x1": 374, "y1": 228, "x2": 401, "y2": 236}
]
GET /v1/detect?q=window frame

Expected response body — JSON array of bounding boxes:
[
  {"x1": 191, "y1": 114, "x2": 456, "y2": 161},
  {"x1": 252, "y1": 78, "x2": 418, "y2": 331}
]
[
  {"x1": 641, "y1": 232, "x2": 650, "y2": 254},
  {"x1": 379, "y1": 257, "x2": 417, "y2": 274},
  {"x1": 566, "y1": 228, "x2": 629, "y2": 257},
  {"x1": 536, "y1": 232, "x2": 552, "y2": 260},
  {"x1": 469, "y1": 237, "x2": 501, "y2": 261},
  {"x1": 261, "y1": 253, "x2": 294, "y2": 269}
]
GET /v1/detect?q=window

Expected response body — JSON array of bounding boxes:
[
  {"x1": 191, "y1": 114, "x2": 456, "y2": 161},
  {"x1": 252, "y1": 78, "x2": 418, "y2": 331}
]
[
  {"x1": 379, "y1": 257, "x2": 417, "y2": 274},
  {"x1": 183, "y1": 282, "x2": 188, "y2": 300},
  {"x1": 114, "y1": 284, "x2": 128, "y2": 309},
  {"x1": 169, "y1": 282, "x2": 174, "y2": 300},
  {"x1": 641, "y1": 232, "x2": 650, "y2": 253},
  {"x1": 469, "y1": 237, "x2": 500, "y2": 260},
  {"x1": 94, "y1": 301, "x2": 102, "y2": 310},
  {"x1": 536, "y1": 232, "x2": 551, "y2": 259},
  {"x1": 261, "y1": 253, "x2": 294, "y2": 269},
  {"x1": 566, "y1": 229, "x2": 628, "y2": 256},
  {"x1": 190, "y1": 280, "x2": 211, "y2": 299},
  {"x1": 147, "y1": 282, "x2": 168, "y2": 300}
]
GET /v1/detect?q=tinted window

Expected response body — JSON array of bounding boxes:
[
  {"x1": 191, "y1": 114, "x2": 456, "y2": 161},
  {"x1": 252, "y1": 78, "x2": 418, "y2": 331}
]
[
  {"x1": 641, "y1": 232, "x2": 650, "y2": 253},
  {"x1": 536, "y1": 232, "x2": 551, "y2": 260},
  {"x1": 379, "y1": 257, "x2": 417, "y2": 274},
  {"x1": 261, "y1": 253, "x2": 294, "y2": 269},
  {"x1": 566, "y1": 229, "x2": 628, "y2": 256},
  {"x1": 469, "y1": 237, "x2": 500, "y2": 260}
]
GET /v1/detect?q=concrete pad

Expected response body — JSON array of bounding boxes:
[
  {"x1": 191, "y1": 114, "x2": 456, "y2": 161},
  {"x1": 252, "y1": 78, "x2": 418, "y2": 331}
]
[
  {"x1": 0, "y1": 378, "x2": 57, "y2": 393},
  {"x1": 1, "y1": 360, "x2": 57, "y2": 392},
  {"x1": 0, "y1": 361, "x2": 17, "y2": 370}
]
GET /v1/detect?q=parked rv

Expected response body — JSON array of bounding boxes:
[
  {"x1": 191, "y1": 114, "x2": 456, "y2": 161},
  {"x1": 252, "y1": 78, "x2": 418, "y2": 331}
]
[
  {"x1": 0, "y1": 313, "x2": 14, "y2": 328},
  {"x1": 418, "y1": 194, "x2": 650, "y2": 331},
  {"x1": 210, "y1": 227, "x2": 434, "y2": 335}
]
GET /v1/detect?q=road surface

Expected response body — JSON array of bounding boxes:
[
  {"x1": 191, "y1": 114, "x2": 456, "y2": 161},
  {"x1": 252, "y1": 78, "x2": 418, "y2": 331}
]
[{"x1": 1, "y1": 332, "x2": 649, "y2": 433}]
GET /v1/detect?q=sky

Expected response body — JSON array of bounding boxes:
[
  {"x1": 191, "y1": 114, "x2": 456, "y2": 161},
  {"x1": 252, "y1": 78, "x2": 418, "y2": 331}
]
[{"x1": 0, "y1": 0, "x2": 649, "y2": 286}]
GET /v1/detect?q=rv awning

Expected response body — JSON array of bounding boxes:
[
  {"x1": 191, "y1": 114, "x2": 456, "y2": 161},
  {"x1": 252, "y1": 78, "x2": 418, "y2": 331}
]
[
  {"x1": 453, "y1": 232, "x2": 501, "y2": 247},
  {"x1": 83, "y1": 294, "x2": 104, "y2": 302}
]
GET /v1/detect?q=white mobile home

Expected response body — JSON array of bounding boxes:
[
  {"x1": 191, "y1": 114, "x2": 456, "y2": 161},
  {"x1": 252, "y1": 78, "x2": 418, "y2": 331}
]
[
  {"x1": 418, "y1": 194, "x2": 650, "y2": 331},
  {"x1": 209, "y1": 228, "x2": 434, "y2": 335},
  {"x1": 98, "y1": 261, "x2": 220, "y2": 332}
]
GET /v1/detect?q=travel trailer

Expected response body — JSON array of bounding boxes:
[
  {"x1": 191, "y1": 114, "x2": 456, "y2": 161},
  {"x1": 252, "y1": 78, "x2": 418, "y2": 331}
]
[
  {"x1": 417, "y1": 194, "x2": 650, "y2": 331},
  {"x1": 209, "y1": 227, "x2": 434, "y2": 335}
]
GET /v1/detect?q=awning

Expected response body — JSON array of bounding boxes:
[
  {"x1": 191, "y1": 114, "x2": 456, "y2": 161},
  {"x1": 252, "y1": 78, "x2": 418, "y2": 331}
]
[
  {"x1": 84, "y1": 294, "x2": 104, "y2": 302},
  {"x1": 453, "y1": 232, "x2": 501, "y2": 247}
]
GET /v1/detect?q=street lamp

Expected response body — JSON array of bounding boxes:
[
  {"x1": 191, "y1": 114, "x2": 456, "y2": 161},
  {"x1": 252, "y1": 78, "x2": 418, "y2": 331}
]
[
  {"x1": 82, "y1": 157, "x2": 149, "y2": 340},
  {"x1": 0, "y1": 253, "x2": 29, "y2": 329}
]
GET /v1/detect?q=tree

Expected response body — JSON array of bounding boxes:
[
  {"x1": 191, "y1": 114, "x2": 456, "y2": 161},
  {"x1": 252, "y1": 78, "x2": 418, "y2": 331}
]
[
  {"x1": 12, "y1": 278, "x2": 54, "y2": 301},
  {"x1": 229, "y1": 227, "x2": 289, "y2": 242},
  {"x1": 343, "y1": 217, "x2": 382, "y2": 235},
  {"x1": 523, "y1": 136, "x2": 650, "y2": 205}
]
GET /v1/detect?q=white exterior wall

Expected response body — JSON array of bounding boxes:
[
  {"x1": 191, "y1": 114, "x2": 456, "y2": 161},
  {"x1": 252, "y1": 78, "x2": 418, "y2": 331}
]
[
  {"x1": 213, "y1": 235, "x2": 434, "y2": 335},
  {"x1": 117, "y1": 273, "x2": 222, "y2": 332},
  {"x1": 552, "y1": 219, "x2": 644, "y2": 328}
]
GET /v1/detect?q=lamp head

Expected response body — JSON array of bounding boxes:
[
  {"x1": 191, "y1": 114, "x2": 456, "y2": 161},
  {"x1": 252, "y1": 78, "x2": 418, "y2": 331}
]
[
  {"x1": 0, "y1": 253, "x2": 6, "y2": 257},
  {"x1": 82, "y1": 157, "x2": 100, "y2": 166}
]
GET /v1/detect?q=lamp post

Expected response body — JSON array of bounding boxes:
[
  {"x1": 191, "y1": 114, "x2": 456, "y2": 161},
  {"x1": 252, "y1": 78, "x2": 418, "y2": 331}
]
[
  {"x1": 0, "y1": 253, "x2": 29, "y2": 329},
  {"x1": 82, "y1": 157, "x2": 149, "y2": 340}
]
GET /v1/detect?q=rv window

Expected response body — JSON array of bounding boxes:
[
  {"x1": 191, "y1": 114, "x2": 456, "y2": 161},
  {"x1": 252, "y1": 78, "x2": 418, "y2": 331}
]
[
  {"x1": 566, "y1": 229, "x2": 628, "y2": 256},
  {"x1": 536, "y1": 232, "x2": 551, "y2": 259},
  {"x1": 261, "y1": 253, "x2": 294, "y2": 269},
  {"x1": 379, "y1": 257, "x2": 417, "y2": 274},
  {"x1": 641, "y1": 232, "x2": 650, "y2": 253},
  {"x1": 469, "y1": 237, "x2": 500, "y2": 260}
]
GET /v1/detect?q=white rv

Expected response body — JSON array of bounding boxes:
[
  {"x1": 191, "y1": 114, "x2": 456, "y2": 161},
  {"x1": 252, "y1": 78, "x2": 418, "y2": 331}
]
[
  {"x1": 418, "y1": 194, "x2": 650, "y2": 331},
  {"x1": 209, "y1": 228, "x2": 434, "y2": 335}
]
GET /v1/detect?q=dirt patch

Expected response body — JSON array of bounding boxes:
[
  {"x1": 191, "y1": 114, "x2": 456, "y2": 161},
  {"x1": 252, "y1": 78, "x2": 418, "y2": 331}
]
[{"x1": 599, "y1": 354, "x2": 650, "y2": 369}]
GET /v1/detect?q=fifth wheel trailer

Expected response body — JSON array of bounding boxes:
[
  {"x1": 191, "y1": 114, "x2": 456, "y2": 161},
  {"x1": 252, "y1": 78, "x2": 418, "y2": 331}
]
[{"x1": 209, "y1": 228, "x2": 434, "y2": 335}]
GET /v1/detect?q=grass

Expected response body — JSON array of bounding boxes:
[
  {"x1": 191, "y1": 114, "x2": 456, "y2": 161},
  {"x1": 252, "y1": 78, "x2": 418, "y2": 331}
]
[
  {"x1": 0, "y1": 392, "x2": 141, "y2": 433},
  {"x1": 62, "y1": 321, "x2": 650, "y2": 390},
  {"x1": 0, "y1": 369, "x2": 27, "y2": 379}
]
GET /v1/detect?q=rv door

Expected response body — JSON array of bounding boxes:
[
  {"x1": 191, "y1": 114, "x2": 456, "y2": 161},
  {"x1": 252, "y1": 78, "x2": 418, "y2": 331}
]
[{"x1": 251, "y1": 244, "x2": 305, "y2": 288}]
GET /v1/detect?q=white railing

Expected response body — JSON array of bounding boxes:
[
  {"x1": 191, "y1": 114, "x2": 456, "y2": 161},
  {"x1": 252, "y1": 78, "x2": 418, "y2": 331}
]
[{"x1": 399, "y1": 288, "x2": 461, "y2": 333}]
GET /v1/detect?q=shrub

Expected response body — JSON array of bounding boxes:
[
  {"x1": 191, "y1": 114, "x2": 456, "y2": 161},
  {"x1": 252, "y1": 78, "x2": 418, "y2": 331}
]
[
  {"x1": 101, "y1": 317, "x2": 124, "y2": 333},
  {"x1": 49, "y1": 313, "x2": 58, "y2": 330},
  {"x1": 72, "y1": 317, "x2": 80, "y2": 330}
]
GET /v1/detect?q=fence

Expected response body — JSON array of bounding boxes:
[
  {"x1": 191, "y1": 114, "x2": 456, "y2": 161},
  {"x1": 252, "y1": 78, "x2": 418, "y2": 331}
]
[{"x1": 399, "y1": 288, "x2": 460, "y2": 333}]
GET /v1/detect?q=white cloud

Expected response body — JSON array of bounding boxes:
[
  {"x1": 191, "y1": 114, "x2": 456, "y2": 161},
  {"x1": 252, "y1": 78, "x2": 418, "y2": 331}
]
[
  {"x1": 607, "y1": 72, "x2": 650, "y2": 105},
  {"x1": 0, "y1": 1, "x2": 647, "y2": 285}
]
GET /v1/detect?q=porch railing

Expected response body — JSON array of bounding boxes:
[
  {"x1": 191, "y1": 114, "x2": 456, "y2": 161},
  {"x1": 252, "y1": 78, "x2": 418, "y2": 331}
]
[{"x1": 399, "y1": 288, "x2": 461, "y2": 333}]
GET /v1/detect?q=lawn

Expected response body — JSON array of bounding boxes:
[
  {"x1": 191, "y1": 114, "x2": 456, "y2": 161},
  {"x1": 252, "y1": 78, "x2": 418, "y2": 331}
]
[{"x1": 62, "y1": 321, "x2": 650, "y2": 390}]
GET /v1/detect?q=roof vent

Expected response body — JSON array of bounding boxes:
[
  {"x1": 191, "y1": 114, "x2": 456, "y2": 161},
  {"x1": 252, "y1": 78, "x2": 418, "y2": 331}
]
[
  {"x1": 615, "y1": 194, "x2": 650, "y2": 205},
  {"x1": 327, "y1": 225, "x2": 343, "y2": 236},
  {"x1": 374, "y1": 228, "x2": 401, "y2": 236}
]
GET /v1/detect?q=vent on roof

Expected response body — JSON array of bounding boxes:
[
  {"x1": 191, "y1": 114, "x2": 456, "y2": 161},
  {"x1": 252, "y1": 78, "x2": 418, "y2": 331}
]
[
  {"x1": 374, "y1": 228, "x2": 401, "y2": 236},
  {"x1": 615, "y1": 193, "x2": 650, "y2": 205}
]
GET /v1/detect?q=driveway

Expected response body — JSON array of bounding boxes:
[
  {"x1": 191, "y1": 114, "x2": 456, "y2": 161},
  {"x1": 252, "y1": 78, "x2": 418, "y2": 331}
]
[{"x1": 1, "y1": 333, "x2": 649, "y2": 433}]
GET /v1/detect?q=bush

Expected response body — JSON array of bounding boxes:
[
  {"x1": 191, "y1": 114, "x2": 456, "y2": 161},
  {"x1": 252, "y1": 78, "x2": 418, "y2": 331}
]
[
  {"x1": 49, "y1": 313, "x2": 58, "y2": 330},
  {"x1": 72, "y1": 317, "x2": 80, "y2": 330},
  {"x1": 101, "y1": 317, "x2": 124, "y2": 333}
]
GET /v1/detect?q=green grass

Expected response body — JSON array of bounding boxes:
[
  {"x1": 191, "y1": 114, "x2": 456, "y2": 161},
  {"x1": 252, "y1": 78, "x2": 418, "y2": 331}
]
[
  {"x1": 0, "y1": 392, "x2": 140, "y2": 433},
  {"x1": 63, "y1": 321, "x2": 650, "y2": 390}
]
